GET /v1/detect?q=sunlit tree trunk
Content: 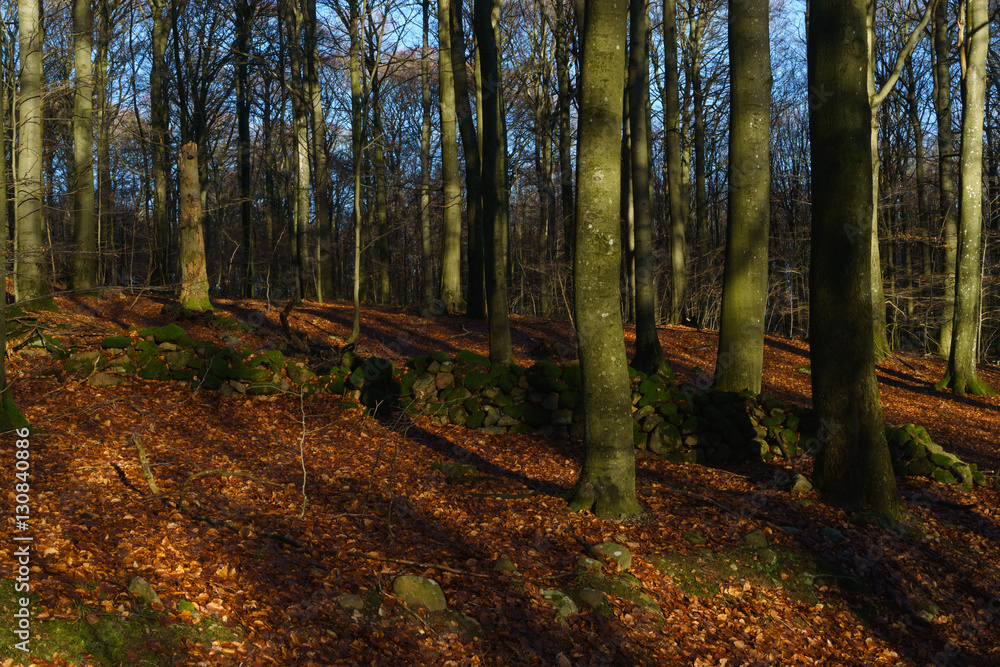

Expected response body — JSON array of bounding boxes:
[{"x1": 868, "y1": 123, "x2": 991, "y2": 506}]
[
  {"x1": 304, "y1": 0, "x2": 332, "y2": 302},
  {"x1": 663, "y1": 0, "x2": 686, "y2": 324},
  {"x1": 808, "y1": 0, "x2": 900, "y2": 519},
  {"x1": 71, "y1": 0, "x2": 97, "y2": 291},
  {"x1": 419, "y1": 0, "x2": 434, "y2": 305},
  {"x1": 628, "y1": 0, "x2": 667, "y2": 376},
  {"x1": 714, "y1": 0, "x2": 770, "y2": 393},
  {"x1": 450, "y1": 0, "x2": 484, "y2": 318},
  {"x1": 284, "y1": 0, "x2": 310, "y2": 299},
  {"x1": 438, "y1": 0, "x2": 463, "y2": 311},
  {"x1": 568, "y1": 0, "x2": 640, "y2": 520},
  {"x1": 933, "y1": 0, "x2": 958, "y2": 358},
  {"x1": 15, "y1": 0, "x2": 50, "y2": 305},
  {"x1": 938, "y1": 0, "x2": 993, "y2": 396},
  {"x1": 346, "y1": 0, "x2": 363, "y2": 343},
  {"x1": 177, "y1": 142, "x2": 211, "y2": 311},
  {"x1": 474, "y1": 0, "x2": 512, "y2": 363}
]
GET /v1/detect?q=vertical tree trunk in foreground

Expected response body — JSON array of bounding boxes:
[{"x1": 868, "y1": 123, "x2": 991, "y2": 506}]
[
  {"x1": 714, "y1": 0, "x2": 770, "y2": 393},
  {"x1": 438, "y1": 0, "x2": 463, "y2": 312},
  {"x1": 568, "y1": 0, "x2": 641, "y2": 520},
  {"x1": 628, "y1": 0, "x2": 668, "y2": 377},
  {"x1": 71, "y1": 0, "x2": 97, "y2": 291},
  {"x1": 285, "y1": 0, "x2": 310, "y2": 299},
  {"x1": 177, "y1": 142, "x2": 212, "y2": 311},
  {"x1": 937, "y1": 0, "x2": 993, "y2": 396},
  {"x1": 15, "y1": 0, "x2": 51, "y2": 306},
  {"x1": 474, "y1": 0, "x2": 512, "y2": 363},
  {"x1": 663, "y1": 0, "x2": 686, "y2": 325},
  {"x1": 808, "y1": 0, "x2": 900, "y2": 518}
]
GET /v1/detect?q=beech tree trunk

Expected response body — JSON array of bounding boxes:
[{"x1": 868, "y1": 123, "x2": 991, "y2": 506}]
[
  {"x1": 663, "y1": 0, "x2": 686, "y2": 325},
  {"x1": 938, "y1": 0, "x2": 993, "y2": 396},
  {"x1": 808, "y1": 0, "x2": 900, "y2": 519},
  {"x1": 150, "y1": 0, "x2": 171, "y2": 286},
  {"x1": 438, "y1": 0, "x2": 463, "y2": 311},
  {"x1": 419, "y1": 0, "x2": 434, "y2": 305},
  {"x1": 628, "y1": 0, "x2": 667, "y2": 376},
  {"x1": 15, "y1": 0, "x2": 51, "y2": 306},
  {"x1": 71, "y1": 0, "x2": 97, "y2": 291},
  {"x1": 714, "y1": 0, "x2": 770, "y2": 393},
  {"x1": 474, "y1": 0, "x2": 512, "y2": 363},
  {"x1": 450, "y1": 0, "x2": 485, "y2": 318},
  {"x1": 177, "y1": 142, "x2": 211, "y2": 311},
  {"x1": 933, "y1": 0, "x2": 958, "y2": 358},
  {"x1": 568, "y1": 0, "x2": 641, "y2": 520}
]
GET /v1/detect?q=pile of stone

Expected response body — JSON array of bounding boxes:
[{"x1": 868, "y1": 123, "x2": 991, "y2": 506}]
[{"x1": 886, "y1": 423, "x2": 990, "y2": 489}]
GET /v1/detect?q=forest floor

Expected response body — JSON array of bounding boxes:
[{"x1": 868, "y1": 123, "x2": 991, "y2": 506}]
[{"x1": 2, "y1": 291, "x2": 999, "y2": 666}]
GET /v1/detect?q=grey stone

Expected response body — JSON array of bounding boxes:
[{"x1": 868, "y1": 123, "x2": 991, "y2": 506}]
[
  {"x1": 576, "y1": 588, "x2": 605, "y2": 610},
  {"x1": 592, "y1": 542, "x2": 631, "y2": 571},
  {"x1": 822, "y1": 527, "x2": 844, "y2": 544},
  {"x1": 540, "y1": 589, "x2": 578, "y2": 618},
  {"x1": 336, "y1": 593, "x2": 366, "y2": 611},
  {"x1": 742, "y1": 529, "x2": 768, "y2": 549},
  {"x1": 758, "y1": 549, "x2": 779, "y2": 566},
  {"x1": 791, "y1": 474, "x2": 813, "y2": 494},
  {"x1": 88, "y1": 372, "x2": 123, "y2": 388},
  {"x1": 551, "y1": 409, "x2": 574, "y2": 426},
  {"x1": 392, "y1": 575, "x2": 447, "y2": 612},
  {"x1": 128, "y1": 576, "x2": 161, "y2": 606},
  {"x1": 576, "y1": 556, "x2": 603, "y2": 571},
  {"x1": 493, "y1": 555, "x2": 517, "y2": 573},
  {"x1": 541, "y1": 393, "x2": 559, "y2": 411},
  {"x1": 65, "y1": 351, "x2": 106, "y2": 373}
]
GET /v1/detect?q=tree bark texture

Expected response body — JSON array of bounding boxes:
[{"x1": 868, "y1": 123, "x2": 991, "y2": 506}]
[
  {"x1": 568, "y1": 0, "x2": 641, "y2": 520},
  {"x1": 808, "y1": 0, "x2": 900, "y2": 518},
  {"x1": 714, "y1": 0, "x2": 770, "y2": 393}
]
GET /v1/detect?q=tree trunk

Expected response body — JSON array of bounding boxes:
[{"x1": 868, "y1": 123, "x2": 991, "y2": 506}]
[
  {"x1": 438, "y1": 0, "x2": 463, "y2": 311},
  {"x1": 933, "y1": 0, "x2": 958, "y2": 358},
  {"x1": 177, "y1": 142, "x2": 211, "y2": 311},
  {"x1": 450, "y1": 0, "x2": 484, "y2": 318},
  {"x1": 372, "y1": 79, "x2": 391, "y2": 305},
  {"x1": 420, "y1": 0, "x2": 434, "y2": 305},
  {"x1": 555, "y1": 0, "x2": 574, "y2": 261},
  {"x1": 714, "y1": 0, "x2": 770, "y2": 393},
  {"x1": 15, "y1": 0, "x2": 50, "y2": 306},
  {"x1": 284, "y1": 0, "x2": 310, "y2": 300},
  {"x1": 568, "y1": 0, "x2": 640, "y2": 520},
  {"x1": 149, "y1": 0, "x2": 171, "y2": 287},
  {"x1": 304, "y1": 0, "x2": 332, "y2": 302},
  {"x1": 628, "y1": 0, "x2": 668, "y2": 376},
  {"x1": 346, "y1": 0, "x2": 363, "y2": 343},
  {"x1": 937, "y1": 0, "x2": 993, "y2": 396},
  {"x1": 808, "y1": 0, "x2": 900, "y2": 519},
  {"x1": 96, "y1": 0, "x2": 112, "y2": 284},
  {"x1": 236, "y1": 0, "x2": 254, "y2": 298},
  {"x1": 663, "y1": 0, "x2": 687, "y2": 325},
  {"x1": 474, "y1": 0, "x2": 512, "y2": 363},
  {"x1": 71, "y1": 0, "x2": 97, "y2": 291}
]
